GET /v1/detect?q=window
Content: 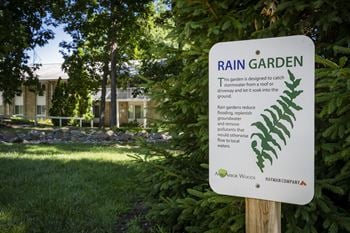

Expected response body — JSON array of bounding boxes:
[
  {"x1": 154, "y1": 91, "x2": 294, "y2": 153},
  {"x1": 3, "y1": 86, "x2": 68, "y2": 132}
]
[
  {"x1": 36, "y1": 105, "x2": 46, "y2": 116},
  {"x1": 15, "y1": 105, "x2": 23, "y2": 115},
  {"x1": 135, "y1": 105, "x2": 142, "y2": 119},
  {"x1": 93, "y1": 104, "x2": 100, "y2": 118},
  {"x1": 38, "y1": 84, "x2": 46, "y2": 96},
  {"x1": 128, "y1": 105, "x2": 133, "y2": 119}
]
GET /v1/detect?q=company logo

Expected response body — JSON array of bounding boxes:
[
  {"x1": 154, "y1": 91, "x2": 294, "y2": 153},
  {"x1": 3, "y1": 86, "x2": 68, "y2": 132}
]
[
  {"x1": 265, "y1": 177, "x2": 307, "y2": 187},
  {"x1": 300, "y1": 180, "x2": 307, "y2": 186},
  {"x1": 215, "y1": 169, "x2": 256, "y2": 180},
  {"x1": 217, "y1": 168, "x2": 228, "y2": 178}
]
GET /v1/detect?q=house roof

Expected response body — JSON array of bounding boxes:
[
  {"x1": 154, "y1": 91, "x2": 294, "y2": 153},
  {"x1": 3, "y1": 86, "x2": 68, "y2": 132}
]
[
  {"x1": 92, "y1": 87, "x2": 149, "y2": 102},
  {"x1": 35, "y1": 63, "x2": 68, "y2": 80}
]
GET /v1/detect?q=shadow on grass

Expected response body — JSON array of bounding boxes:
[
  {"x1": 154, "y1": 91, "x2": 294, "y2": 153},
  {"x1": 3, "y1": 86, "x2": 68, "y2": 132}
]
[
  {"x1": 0, "y1": 156, "x2": 145, "y2": 233},
  {"x1": 0, "y1": 143, "x2": 148, "y2": 157}
]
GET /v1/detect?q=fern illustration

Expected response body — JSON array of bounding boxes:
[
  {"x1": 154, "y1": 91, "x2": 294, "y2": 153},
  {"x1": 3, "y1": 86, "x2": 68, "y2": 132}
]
[{"x1": 251, "y1": 70, "x2": 303, "y2": 173}]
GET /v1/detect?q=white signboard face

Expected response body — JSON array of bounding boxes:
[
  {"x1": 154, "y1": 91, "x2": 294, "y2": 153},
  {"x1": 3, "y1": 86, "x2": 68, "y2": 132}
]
[{"x1": 209, "y1": 36, "x2": 314, "y2": 205}]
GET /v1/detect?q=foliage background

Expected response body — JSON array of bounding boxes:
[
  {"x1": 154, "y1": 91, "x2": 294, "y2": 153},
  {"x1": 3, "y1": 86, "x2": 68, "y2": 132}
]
[{"x1": 140, "y1": 0, "x2": 350, "y2": 232}]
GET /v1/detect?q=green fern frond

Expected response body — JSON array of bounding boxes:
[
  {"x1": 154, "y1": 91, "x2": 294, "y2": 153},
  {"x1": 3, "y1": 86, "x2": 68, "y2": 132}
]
[{"x1": 250, "y1": 69, "x2": 304, "y2": 172}]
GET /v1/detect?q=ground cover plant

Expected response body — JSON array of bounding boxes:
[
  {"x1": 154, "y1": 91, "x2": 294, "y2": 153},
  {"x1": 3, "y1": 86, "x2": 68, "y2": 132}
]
[{"x1": 0, "y1": 143, "x2": 151, "y2": 233}]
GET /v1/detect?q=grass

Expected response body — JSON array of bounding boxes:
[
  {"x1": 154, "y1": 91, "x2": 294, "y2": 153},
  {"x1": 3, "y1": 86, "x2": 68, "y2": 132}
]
[{"x1": 0, "y1": 143, "x2": 149, "y2": 233}]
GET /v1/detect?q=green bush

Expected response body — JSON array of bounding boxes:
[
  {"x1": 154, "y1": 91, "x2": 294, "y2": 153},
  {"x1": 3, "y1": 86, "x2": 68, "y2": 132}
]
[
  {"x1": 139, "y1": 0, "x2": 350, "y2": 232},
  {"x1": 49, "y1": 78, "x2": 76, "y2": 126}
]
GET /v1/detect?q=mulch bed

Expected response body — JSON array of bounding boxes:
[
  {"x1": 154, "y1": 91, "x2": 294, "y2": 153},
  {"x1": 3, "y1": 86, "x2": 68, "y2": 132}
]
[{"x1": 115, "y1": 201, "x2": 153, "y2": 233}]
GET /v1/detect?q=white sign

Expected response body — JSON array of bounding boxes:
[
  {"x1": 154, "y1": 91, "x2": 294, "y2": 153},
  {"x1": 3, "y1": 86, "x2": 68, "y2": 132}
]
[{"x1": 209, "y1": 36, "x2": 314, "y2": 205}]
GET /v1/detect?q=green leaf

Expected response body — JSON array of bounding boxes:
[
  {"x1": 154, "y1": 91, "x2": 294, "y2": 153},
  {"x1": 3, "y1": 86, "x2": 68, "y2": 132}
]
[
  {"x1": 187, "y1": 189, "x2": 205, "y2": 198},
  {"x1": 333, "y1": 45, "x2": 350, "y2": 55},
  {"x1": 251, "y1": 140, "x2": 261, "y2": 157},
  {"x1": 329, "y1": 223, "x2": 338, "y2": 233},
  {"x1": 293, "y1": 90, "x2": 304, "y2": 99},
  {"x1": 262, "y1": 151, "x2": 273, "y2": 164},
  {"x1": 261, "y1": 140, "x2": 277, "y2": 158},
  {"x1": 280, "y1": 96, "x2": 303, "y2": 111},
  {"x1": 251, "y1": 122, "x2": 269, "y2": 138},
  {"x1": 339, "y1": 56, "x2": 348, "y2": 67},
  {"x1": 283, "y1": 90, "x2": 294, "y2": 99},
  {"x1": 256, "y1": 160, "x2": 265, "y2": 173},
  {"x1": 271, "y1": 105, "x2": 283, "y2": 118},
  {"x1": 281, "y1": 114, "x2": 294, "y2": 128},
  {"x1": 288, "y1": 69, "x2": 295, "y2": 81},
  {"x1": 293, "y1": 78, "x2": 301, "y2": 88},
  {"x1": 261, "y1": 114, "x2": 274, "y2": 131},
  {"x1": 315, "y1": 55, "x2": 339, "y2": 68},
  {"x1": 277, "y1": 100, "x2": 296, "y2": 121},
  {"x1": 271, "y1": 127, "x2": 287, "y2": 145},
  {"x1": 252, "y1": 132, "x2": 281, "y2": 151},
  {"x1": 284, "y1": 81, "x2": 295, "y2": 91},
  {"x1": 221, "y1": 20, "x2": 231, "y2": 30},
  {"x1": 265, "y1": 109, "x2": 278, "y2": 124},
  {"x1": 276, "y1": 122, "x2": 291, "y2": 138}
]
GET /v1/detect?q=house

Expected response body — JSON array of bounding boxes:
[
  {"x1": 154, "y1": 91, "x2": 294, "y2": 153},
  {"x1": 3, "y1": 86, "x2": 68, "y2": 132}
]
[
  {"x1": 0, "y1": 63, "x2": 67, "y2": 119},
  {"x1": 0, "y1": 63, "x2": 158, "y2": 127}
]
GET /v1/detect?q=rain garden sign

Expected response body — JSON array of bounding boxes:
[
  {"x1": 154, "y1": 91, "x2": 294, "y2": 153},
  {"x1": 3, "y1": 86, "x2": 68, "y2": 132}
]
[{"x1": 209, "y1": 35, "x2": 314, "y2": 205}]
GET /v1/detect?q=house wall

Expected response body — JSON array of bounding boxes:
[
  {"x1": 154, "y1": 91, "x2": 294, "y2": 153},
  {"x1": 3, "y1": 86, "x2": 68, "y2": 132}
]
[
  {"x1": 103, "y1": 102, "x2": 129, "y2": 126},
  {"x1": 146, "y1": 100, "x2": 160, "y2": 123},
  {"x1": 119, "y1": 102, "x2": 129, "y2": 124},
  {"x1": 2, "y1": 80, "x2": 56, "y2": 119},
  {"x1": 99, "y1": 100, "x2": 159, "y2": 127}
]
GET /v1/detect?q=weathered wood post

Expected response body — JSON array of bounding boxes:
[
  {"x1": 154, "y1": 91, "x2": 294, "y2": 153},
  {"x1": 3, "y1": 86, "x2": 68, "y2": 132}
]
[{"x1": 246, "y1": 198, "x2": 281, "y2": 233}]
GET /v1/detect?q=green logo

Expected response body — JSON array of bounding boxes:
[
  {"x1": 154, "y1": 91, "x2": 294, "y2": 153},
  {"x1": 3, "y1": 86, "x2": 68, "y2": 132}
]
[{"x1": 218, "y1": 168, "x2": 228, "y2": 178}]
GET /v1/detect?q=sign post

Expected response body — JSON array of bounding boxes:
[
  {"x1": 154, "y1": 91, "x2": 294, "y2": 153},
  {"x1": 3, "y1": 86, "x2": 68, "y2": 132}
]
[
  {"x1": 245, "y1": 198, "x2": 280, "y2": 233},
  {"x1": 208, "y1": 36, "x2": 314, "y2": 231}
]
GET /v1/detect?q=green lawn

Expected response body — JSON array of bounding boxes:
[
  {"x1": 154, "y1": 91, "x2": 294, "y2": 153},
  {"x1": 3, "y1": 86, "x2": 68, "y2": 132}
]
[{"x1": 0, "y1": 143, "x2": 148, "y2": 233}]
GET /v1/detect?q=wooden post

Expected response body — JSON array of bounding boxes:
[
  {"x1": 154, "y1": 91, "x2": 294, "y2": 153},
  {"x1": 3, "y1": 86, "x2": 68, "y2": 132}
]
[{"x1": 246, "y1": 198, "x2": 281, "y2": 233}]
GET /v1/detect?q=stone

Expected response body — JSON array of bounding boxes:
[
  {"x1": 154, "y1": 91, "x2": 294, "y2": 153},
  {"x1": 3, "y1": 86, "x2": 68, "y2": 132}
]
[
  {"x1": 22, "y1": 139, "x2": 30, "y2": 144},
  {"x1": 11, "y1": 137, "x2": 23, "y2": 143},
  {"x1": 0, "y1": 141, "x2": 11, "y2": 145},
  {"x1": 136, "y1": 131, "x2": 149, "y2": 138},
  {"x1": 28, "y1": 130, "x2": 42, "y2": 140},
  {"x1": 95, "y1": 131, "x2": 109, "y2": 141},
  {"x1": 106, "y1": 130, "x2": 115, "y2": 137},
  {"x1": 116, "y1": 133, "x2": 133, "y2": 142},
  {"x1": 70, "y1": 130, "x2": 82, "y2": 136},
  {"x1": 150, "y1": 133, "x2": 162, "y2": 140}
]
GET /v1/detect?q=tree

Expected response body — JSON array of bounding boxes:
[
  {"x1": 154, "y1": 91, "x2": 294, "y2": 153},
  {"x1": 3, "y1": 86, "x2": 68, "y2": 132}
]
[
  {"x1": 0, "y1": 0, "x2": 56, "y2": 103},
  {"x1": 142, "y1": 0, "x2": 350, "y2": 232},
  {"x1": 49, "y1": 77, "x2": 76, "y2": 126},
  {"x1": 57, "y1": 0, "x2": 152, "y2": 127}
]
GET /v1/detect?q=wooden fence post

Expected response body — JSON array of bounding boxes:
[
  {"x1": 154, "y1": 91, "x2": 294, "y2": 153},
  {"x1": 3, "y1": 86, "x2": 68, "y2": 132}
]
[{"x1": 246, "y1": 198, "x2": 281, "y2": 233}]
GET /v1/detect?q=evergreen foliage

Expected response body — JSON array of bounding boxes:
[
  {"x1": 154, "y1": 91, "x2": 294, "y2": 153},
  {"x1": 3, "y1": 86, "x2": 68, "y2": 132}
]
[
  {"x1": 140, "y1": 0, "x2": 350, "y2": 232},
  {"x1": 49, "y1": 78, "x2": 76, "y2": 126}
]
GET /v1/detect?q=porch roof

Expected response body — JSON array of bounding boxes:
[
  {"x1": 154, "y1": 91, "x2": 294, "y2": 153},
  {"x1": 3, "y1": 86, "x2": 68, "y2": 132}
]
[{"x1": 92, "y1": 88, "x2": 149, "y2": 102}]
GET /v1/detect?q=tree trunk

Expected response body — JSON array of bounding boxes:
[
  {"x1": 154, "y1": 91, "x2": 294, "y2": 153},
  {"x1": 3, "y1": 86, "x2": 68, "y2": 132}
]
[
  {"x1": 110, "y1": 41, "x2": 117, "y2": 127},
  {"x1": 99, "y1": 59, "x2": 109, "y2": 128}
]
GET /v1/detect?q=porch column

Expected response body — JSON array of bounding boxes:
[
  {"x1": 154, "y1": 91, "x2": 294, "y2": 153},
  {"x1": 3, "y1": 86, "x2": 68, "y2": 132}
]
[{"x1": 143, "y1": 99, "x2": 147, "y2": 128}]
